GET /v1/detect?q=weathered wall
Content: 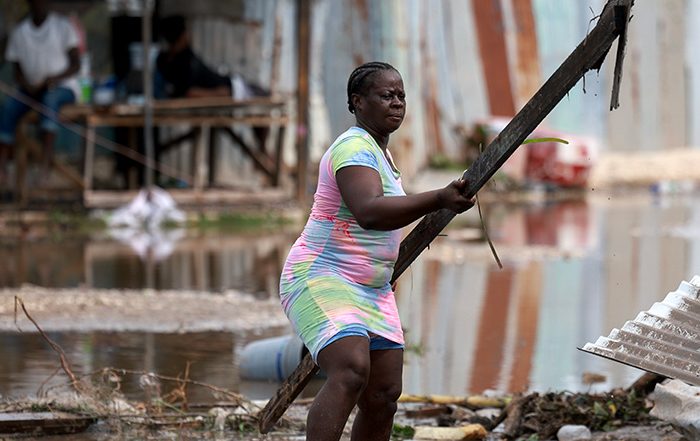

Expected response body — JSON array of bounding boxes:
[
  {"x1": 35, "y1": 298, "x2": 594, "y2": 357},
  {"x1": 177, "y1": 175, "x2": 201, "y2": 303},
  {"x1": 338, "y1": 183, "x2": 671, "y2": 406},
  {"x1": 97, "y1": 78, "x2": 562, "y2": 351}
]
[
  {"x1": 2, "y1": 0, "x2": 697, "y2": 183},
  {"x1": 300, "y1": 0, "x2": 699, "y2": 178}
]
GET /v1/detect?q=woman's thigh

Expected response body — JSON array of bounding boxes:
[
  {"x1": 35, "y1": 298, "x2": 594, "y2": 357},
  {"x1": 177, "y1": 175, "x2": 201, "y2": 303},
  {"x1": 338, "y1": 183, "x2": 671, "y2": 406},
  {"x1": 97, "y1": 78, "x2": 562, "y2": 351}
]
[{"x1": 317, "y1": 335, "x2": 371, "y2": 378}]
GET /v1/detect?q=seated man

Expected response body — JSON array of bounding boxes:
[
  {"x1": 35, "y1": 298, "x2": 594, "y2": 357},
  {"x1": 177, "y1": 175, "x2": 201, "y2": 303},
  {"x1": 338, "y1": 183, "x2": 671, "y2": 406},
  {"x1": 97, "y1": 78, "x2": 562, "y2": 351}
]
[
  {"x1": 157, "y1": 15, "x2": 264, "y2": 100},
  {"x1": 156, "y1": 15, "x2": 270, "y2": 158},
  {"x1": 0, "y1": 0, "x2": 80, "y2": 186}
]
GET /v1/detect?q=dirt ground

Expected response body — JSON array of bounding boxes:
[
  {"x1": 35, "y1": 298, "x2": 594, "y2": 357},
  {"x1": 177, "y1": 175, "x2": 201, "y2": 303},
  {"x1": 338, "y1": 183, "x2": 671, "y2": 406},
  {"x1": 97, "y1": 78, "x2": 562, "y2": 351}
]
[
  {"x1": 1, "y1": 285, "x2": 289, "y2": 334},
  {"x1": 0, "y1": 399, "x2": 686, "y2": 441},
  {"x1": 0, "y1": 286, "x2": 690, "y2": 441}
]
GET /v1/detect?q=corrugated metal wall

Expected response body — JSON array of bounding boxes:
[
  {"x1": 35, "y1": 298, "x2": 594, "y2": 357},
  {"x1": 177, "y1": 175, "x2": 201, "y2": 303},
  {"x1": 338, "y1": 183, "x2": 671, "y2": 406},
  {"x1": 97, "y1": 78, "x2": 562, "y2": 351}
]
[
  {"x1": 262, "y1": 0, "x2": 696, "y2": 178},
  {"x1": 2, "y1": 0, "x2": 691, "y2": 184}
]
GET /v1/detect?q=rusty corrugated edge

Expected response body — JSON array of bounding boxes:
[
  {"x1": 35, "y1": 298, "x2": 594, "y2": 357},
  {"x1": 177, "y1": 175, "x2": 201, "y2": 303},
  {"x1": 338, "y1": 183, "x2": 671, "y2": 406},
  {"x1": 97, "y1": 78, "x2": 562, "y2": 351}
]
[{"x1": 579, "y1": 276, "x2": 700, "y2": 386}]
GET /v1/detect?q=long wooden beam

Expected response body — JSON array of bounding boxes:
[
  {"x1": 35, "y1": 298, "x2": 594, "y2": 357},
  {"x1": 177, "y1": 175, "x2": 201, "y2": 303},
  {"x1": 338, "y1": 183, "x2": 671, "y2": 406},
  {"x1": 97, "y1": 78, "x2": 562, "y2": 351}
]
[{"x1": 258, "y1": 0, "x2": 633, "y2": 434}]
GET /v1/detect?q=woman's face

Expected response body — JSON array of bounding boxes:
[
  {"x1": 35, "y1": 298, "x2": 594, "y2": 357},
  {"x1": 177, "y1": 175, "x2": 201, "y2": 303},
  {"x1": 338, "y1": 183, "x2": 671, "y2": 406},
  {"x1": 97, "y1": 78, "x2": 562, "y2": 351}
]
[{"x1": 353, "y1": 69, "x2": 406, "y2": 136}]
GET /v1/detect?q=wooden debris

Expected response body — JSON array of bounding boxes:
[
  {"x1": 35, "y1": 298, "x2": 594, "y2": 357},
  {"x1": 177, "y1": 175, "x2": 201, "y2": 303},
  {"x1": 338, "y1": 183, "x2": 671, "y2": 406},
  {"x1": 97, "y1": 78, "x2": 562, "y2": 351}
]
[
  {"x1": 501, "y1": 394, "x2": 535, "y2": 439},
  {"x1": 404, "y1": 405, "x2": 452, "y2": 419},
  {"x1": 399, "y1": 394, "x2": 507, "y2": 409},
  {"x1": 628, "y1": 372, "x2": 666, "y2": 396},
  {"x1": 582, "y1": 371, "x2": 607, "y2": 385},
  {"x1": 413, "y1": 424, "x2": 487, "y2": 440},
  {"x1": 0, "y1": 412, "x2": 95, "y2": 435},
  {"x1": 256, "y1": 353, "x2": 319, "y2": 433}
]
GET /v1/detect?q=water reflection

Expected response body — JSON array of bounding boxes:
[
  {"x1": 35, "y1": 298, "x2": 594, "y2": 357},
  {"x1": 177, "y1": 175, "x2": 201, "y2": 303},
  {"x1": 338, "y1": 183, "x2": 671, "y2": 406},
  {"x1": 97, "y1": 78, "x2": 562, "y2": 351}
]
[
  {"x1": 0, "y1": 329, "x2": 285, "y2": 401},
  {"x1": 397, "y1": 193, "x2": 700, "y2": 396},
  {"x1": 1, "y1": 192, "x2": 699, "y2": 399},
  {"x1": 0, "y1": 230, "x2": 293, "y2": 296}
]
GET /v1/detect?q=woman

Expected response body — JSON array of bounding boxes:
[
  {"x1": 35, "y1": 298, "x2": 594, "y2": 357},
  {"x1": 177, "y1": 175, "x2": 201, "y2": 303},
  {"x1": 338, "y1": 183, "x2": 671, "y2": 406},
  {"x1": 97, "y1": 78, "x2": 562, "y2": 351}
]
[{"x1": 279, "y1": 61, "x2": 473, "y2": 441}]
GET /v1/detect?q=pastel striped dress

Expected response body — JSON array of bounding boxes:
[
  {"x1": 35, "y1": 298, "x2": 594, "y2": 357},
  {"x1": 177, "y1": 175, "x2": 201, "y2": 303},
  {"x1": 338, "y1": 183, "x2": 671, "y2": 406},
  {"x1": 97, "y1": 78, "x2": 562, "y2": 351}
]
[{"x1": 279, "y1": 126, "x2": 406, "y2": 361}]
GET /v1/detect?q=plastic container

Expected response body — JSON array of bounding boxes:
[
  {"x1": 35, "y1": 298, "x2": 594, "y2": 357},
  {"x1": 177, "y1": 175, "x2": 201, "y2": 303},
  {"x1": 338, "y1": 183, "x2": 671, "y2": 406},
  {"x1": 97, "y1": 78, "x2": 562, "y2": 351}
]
[{"x1": 238, "y1": 335, "x2": 306, "y2": 382}]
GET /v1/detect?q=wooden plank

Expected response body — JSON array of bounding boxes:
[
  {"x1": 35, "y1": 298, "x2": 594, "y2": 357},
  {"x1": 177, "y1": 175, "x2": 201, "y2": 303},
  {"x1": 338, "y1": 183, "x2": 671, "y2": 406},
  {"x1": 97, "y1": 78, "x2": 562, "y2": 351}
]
[
  {"x1": 223, "y1": 128, "x2": 276, "y2": 179},
  {"x1": 49, "y1": 158, "x2": 84, "y2": 189},
  {"x1": 158, "y1": 128, "x2": 200, "y2": 154},
  {"x1": 256, "y1": 0, "x2": 633, "y2": 434},
  {"x1": 194, "y1": 124, "x2": 210, "y2": 190},
  {"x1": 15, "y1": 120, "x2": 29, "y2": 208},
  {"x1": 109, "y1": 97, "x2": 289, "y2": 114},
  {"x1": 256, "y1": 351, "x2": 319, "y2": 434},
  {"x1": 86, "y1": 115, "x2": 290, "y2": 128},
  {"x1": 273, "y1": 125, "x2": 286, "y2": 186},
  {"x1": 208, "y1": 127, "x2": 218, "y2": 187},
  {"x1": 0, "y1": 412, "x2": 95, "y2": 435},
  {"x1": 83, "y1": 117, "x2": 96, "y2": 193}
]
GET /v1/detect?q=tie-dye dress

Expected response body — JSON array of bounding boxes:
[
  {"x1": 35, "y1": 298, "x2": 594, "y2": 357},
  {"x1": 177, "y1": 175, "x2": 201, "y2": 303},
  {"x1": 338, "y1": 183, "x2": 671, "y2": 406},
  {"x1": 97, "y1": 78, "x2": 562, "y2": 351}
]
[{"x1": 279, "y1": 126, "x2": 405, "y2": 361}]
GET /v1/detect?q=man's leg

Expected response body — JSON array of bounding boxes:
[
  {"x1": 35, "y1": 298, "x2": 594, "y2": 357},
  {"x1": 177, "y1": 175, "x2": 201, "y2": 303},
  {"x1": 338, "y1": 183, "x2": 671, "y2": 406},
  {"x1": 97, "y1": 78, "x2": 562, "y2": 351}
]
[
  {"x1": 0, "y1": 90, "x2": 31, "y2": 188},
  {"x1": 38, "y1": 87, "x2": 75, "y2": 183}
]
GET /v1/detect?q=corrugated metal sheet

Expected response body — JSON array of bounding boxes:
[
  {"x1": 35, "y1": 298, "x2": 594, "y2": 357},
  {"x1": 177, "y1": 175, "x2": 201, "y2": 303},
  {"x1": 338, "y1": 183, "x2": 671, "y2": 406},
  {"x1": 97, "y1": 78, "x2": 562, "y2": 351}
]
[
  {"x1": 4, "y1": 0, "x2": 695, "y2": 184},
  {"x1": 581, "y1": 276, "x2": 700, "y2": 386}
]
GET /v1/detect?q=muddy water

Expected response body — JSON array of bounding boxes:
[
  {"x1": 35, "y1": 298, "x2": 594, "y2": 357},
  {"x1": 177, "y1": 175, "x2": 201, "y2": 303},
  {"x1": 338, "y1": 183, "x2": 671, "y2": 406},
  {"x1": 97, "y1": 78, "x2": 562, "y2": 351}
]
[{"x1": 1, "y1": 192, "x2": 698, "y2": 402}]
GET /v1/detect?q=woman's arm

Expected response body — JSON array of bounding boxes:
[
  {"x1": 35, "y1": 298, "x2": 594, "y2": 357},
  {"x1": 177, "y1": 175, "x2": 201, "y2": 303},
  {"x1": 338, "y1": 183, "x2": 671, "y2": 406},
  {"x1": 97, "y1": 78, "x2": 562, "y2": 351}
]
[{"x1": 336, "y1": 165, "x2": 473, "y2": 231}]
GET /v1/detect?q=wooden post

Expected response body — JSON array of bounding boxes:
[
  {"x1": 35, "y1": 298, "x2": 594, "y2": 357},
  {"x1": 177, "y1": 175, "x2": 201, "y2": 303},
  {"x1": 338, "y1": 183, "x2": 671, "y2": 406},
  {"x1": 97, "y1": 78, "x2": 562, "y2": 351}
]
[
  {"x1": 295, "y1": 0, "x2": 311, "y2": 202},
  {"x1": 208, "y1": 127, "x2": 217, "y2": 187},
  {"x1": 14, "y1": 121, "x2": 28, "y2": 208},
  {"x1": 82, "y1": 116, "x2": 96, "y2": 200},
  {"x1": 194, "y1": 124, "x2": 210, "y2": 191},
  {"x1": 142, "y1": 0, "x2": 155, "y2": 188},
  {"x1": 257, "y1": 0, "x2": 634, "y2": 434},
  {"x1": 273, "y1": 125, "x2": 286, "y2": 187}
]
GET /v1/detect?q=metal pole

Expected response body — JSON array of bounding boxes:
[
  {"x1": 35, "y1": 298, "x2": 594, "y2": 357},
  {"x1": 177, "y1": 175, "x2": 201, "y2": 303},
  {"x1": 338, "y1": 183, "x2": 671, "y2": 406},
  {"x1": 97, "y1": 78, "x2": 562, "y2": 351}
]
[
  {"x1": 295, "y1": 0, "x2": 311, "y2": 202},
  {"x1": 142, "y1": 0, "x2": 155, "y2": 188}
]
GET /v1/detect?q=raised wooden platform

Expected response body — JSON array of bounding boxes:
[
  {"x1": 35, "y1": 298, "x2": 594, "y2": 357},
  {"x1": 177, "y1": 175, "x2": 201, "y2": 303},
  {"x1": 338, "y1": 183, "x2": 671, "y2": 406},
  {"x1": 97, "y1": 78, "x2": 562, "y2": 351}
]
[
  {"x1": 13, "y1": 96, "x2": 295, "y2": 209},
  {"x1": 83, "y1": 187, "x2": 293, "y2": 209}
]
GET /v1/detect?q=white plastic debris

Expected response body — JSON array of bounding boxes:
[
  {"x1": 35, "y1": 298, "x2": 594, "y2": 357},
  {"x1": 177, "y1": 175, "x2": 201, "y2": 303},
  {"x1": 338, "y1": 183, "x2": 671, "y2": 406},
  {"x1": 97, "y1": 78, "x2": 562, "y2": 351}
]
[
  {"x1": 557, "y1": 425, "x2": 592, "y2": 441},
  {"x1": 104, "y1": 187, "x2": 186, "y2": 261},
  {"x1": 108, "y1": 187, "x2": 186, "y2": 230},
  {"x1": 208, "y1": 407, "x2": 230, "y2": 432},
  {"x1": 650, "y1": 379, "x2": 700, "y2": 439}
]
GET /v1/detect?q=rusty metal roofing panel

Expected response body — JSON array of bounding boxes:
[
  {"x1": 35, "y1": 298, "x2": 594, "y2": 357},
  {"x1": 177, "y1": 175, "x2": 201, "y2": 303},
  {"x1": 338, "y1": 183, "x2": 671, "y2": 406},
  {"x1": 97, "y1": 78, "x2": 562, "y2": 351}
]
[{"x1": 580, "y1": 276, "x2": 700, "y2": 386}]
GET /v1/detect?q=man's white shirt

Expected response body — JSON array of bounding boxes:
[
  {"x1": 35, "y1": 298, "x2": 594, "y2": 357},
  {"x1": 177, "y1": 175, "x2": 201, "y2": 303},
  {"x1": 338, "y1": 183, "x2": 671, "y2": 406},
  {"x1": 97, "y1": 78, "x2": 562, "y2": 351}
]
[{"x1": 5, "y1": 12, "x2": 80, "y2": 97}]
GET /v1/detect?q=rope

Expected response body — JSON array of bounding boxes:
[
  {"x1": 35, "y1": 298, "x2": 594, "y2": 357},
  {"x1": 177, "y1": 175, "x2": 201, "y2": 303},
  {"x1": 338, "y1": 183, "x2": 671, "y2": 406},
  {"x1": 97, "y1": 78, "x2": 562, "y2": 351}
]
[{"x1": 0, "y1": 80, "x2": 192, "y2": 185}]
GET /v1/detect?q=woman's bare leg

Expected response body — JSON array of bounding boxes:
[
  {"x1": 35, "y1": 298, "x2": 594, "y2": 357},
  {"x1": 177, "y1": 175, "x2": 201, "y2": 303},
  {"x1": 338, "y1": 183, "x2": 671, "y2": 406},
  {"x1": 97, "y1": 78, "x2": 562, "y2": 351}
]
[
  {"x1": 306, "y1": 336, "x2": 370, "y2": 441},
  {"x1": 351, "y1": 348, "x2": 403, "y2": 441}
]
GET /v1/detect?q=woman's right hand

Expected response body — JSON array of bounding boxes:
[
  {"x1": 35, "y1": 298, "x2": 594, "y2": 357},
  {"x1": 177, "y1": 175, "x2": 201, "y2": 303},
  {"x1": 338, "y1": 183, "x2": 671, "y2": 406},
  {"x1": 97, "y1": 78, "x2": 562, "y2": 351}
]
[{"x1": 437, "y1": 178, "x2": 475, "y2": 213}]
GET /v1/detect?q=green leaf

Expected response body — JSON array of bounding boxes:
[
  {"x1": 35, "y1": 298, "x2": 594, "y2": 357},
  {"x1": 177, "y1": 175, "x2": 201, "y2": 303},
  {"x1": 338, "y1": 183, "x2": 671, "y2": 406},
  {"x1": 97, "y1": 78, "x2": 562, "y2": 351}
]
[
  {"x1": 593, "y1": 401, "x2": 608, "y2": 417},
  {"x1": 522, "y1": 137, "x2": 569, "y2": 145},
  {"x1": 391, "y1": 423, "x2": 415, "y2": 440}
]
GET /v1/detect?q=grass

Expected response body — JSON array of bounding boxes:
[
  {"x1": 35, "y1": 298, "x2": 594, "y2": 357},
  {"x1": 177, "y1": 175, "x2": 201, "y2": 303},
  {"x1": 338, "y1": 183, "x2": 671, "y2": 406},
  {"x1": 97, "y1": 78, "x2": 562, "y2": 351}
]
[{"x1": 191, "y1": 210, "x2": 297, "y2": 232}]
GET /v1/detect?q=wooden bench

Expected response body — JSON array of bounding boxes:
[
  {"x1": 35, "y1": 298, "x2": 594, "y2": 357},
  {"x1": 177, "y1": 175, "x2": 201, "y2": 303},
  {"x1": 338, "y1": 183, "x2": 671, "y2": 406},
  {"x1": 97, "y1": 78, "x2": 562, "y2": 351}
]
[
  {"x1": 14, "y1": 104, "x2": 91, "y2": 206},
  {"x1": 14, "y1": 97, "x2": 291, "y2": 208}
]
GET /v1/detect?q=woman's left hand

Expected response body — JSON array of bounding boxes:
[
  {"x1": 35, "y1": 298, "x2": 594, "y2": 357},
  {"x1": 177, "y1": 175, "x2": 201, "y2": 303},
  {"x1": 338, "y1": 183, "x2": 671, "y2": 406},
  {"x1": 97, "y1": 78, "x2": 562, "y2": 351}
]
[{"x1": 437, "y1": 178, "x2": 475, "y2": 213}]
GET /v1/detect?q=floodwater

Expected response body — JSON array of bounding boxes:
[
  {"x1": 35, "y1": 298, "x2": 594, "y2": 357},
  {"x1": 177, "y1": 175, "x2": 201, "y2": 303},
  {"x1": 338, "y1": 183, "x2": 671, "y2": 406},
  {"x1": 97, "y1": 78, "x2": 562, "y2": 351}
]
[{"x1": 1, "y1": 190, "x2": 699, "y2": 404}]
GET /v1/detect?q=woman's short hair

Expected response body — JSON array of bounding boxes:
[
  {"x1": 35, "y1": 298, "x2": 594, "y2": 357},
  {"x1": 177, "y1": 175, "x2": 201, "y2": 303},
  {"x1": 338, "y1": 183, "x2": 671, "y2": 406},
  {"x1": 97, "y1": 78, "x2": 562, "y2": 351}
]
[{"x1": 346, "y1": 61, "x2": 398, "y2": 114}]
